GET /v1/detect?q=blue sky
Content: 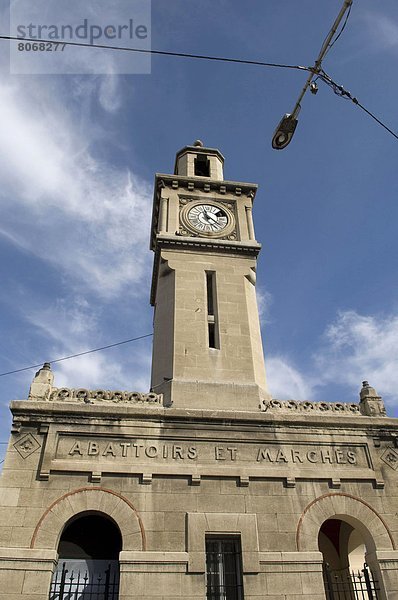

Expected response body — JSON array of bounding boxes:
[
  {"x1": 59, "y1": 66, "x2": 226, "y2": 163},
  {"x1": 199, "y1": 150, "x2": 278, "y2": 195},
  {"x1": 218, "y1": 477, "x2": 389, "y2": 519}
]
[{"x1": 1, "y1": 0, "x2": 398, "y2": 461}]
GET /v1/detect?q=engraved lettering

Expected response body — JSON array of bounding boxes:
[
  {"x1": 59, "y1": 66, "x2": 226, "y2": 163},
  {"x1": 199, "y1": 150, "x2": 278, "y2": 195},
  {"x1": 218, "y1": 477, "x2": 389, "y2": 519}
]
[
  {"x1": 173, "y1": 445, "x2": 184, "y2": 459},
  {"x1": 228, "y1": 447, "x2": 237, "y2": 461},
  {"x1": 291, "y1": 450, "x2": 303, "y2": 463},
  {"x1": 145, "y1": 446, "x2": 158, "y2": 458},
  {"x1": 103, "y1": 442, "x2": 116, "y2": 456},
  {"x1": 215, "y1": 447, "x2": 226, "y2": 460},
  {"x1": 335, "y1": 450, "x2": 346, "y2": 464},
  {"x1": 321, "y1": 449, "x2": 333, "y2": 463},
  {"x1": 69, "y1": 442, "x2": 83, "y2": 456},
  {"x1": 276, "y1": 449, "x2": 288, "y2": 463},
  {"x1": 347, "y1": 450, "x2": 357, "y2": 465},
  {"x1": 187, "y1": 446, "x2": 198, "y2": 460},
  {"x1": 88, "y1": 441, "x2": 99, "y2": 456},
  {"x1": 119, "y1": 442, "x2": 131, "y2": 457},
  {"x1": 307, "y1": 451, "x2": 318, "y2": 463},
  {"x1": 256, "y1": 448, "x2": 274, "y2": 462},
  {"x1": 162, "y1": 445, "x2": 169, "y2": 458},
  {"x1": 132, "y1": 443, "x2": 143, "y2": 457}
]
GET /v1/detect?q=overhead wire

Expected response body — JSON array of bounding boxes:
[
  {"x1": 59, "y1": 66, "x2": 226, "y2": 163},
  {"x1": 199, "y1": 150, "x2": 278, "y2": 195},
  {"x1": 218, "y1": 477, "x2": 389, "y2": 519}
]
[
  {"x1": 0, "y1": 35, "x2": 311, "y2": 72},
  {"x1": 317, "y1": 70, "x2": 398, "y2": 141},
  {"x1": 0, "y1": 333, "x2": 153, "y2": 378},
  {"x1": 0, "y1": 27, "x2": 396, "y2": 142}
]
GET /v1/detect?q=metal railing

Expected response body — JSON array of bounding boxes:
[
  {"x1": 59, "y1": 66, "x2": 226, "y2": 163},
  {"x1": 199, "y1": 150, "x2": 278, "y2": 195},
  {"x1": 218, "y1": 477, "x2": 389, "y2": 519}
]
[
  {"x1": 49, "y1": 562, "x2": 119, "y2": 600},
  {"x1": 323, "y1": 562, "x2": 380, "y2": 600}
]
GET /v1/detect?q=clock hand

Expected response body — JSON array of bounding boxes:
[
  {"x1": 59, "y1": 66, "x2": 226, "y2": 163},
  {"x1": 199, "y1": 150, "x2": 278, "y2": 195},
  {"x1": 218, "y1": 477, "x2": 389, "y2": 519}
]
[{"x1": 204, "y1": 210, "x2": 217, "y2": 223}]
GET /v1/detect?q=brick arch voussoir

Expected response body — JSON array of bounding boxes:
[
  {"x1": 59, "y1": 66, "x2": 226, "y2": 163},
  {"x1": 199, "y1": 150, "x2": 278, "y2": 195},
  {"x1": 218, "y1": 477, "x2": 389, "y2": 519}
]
[
  {"x1": 296, "y1": 492, "x2": 395, "y2": 552},
  {"x1": 31, "y1": 487, "x2": 146, "y2": 551}
]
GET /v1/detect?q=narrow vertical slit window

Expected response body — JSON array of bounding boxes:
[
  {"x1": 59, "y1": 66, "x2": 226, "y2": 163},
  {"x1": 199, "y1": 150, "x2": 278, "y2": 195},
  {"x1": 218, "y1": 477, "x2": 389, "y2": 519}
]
[
  {"x1": 206, "y1": 271, "x2": 219, "y2": 349},
  {"x1": 206, "y1": 537, "x2": 244, "y2": 600}
]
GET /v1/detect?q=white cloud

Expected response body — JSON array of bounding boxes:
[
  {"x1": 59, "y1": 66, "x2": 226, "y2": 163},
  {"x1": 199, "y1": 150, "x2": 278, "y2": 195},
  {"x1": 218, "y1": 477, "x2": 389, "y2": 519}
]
[
  {"x1": 25, "y1": 298, "x2": 152, "y2": 392},
  {"x1": 265, "y1": 310, "x2": 398, "y2": 410},
  {"x1": 266, "y1": 356, "x2": 315, "y2": 401},
  {"x1": 98, "y1": 73, "x2": 122, "y2": 113},
  {"x1": 27, "y1": 297, "x2": 99, "y2": 341},
  {"x1": 0, "y1": 70, "x2": 153, "y2": 398},
  {"x1": 256, "y1": 286, "x2": 273, "y2": 324},
  {"x1": 0, "y1": 80, "x2": 152, "y2": 299},
  {"x1": 316, "y1": 310, "x2": 398, "y2": 407},
  {"x1": 361, "y1": 11, "x2": 398, "y2": 52},
  {"x1": 53, "y1": 351, "x2": 151, "y2": 393}
]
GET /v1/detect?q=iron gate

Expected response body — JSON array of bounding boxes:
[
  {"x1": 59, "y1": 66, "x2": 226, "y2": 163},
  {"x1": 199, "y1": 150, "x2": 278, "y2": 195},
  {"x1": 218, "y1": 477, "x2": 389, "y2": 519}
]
[
  {"x1": 49, "y1": 562, "x2": 119, "y2": 600},
  {"x1": 323, "y1": 563, "x2": 380, "y2": 600}
]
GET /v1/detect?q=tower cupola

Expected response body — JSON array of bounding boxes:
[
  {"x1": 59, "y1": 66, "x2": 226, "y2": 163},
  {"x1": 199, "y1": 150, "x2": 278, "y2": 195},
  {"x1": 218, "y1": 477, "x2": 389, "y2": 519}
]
[{"x1": 174, "y1": 140, "x2": 224, "y2": 180}]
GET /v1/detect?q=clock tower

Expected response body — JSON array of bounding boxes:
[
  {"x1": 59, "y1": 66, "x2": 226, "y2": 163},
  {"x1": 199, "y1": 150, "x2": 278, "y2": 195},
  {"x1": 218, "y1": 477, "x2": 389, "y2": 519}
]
[{"x1": 150, "y1": 141, "x2": 271, "y2": 410}]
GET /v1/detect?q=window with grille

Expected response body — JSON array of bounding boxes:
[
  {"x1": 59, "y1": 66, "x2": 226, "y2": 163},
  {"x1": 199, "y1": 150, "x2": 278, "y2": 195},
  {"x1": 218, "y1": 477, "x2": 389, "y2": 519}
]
[{"x1": 206, "y1": 537, "x2": 244, "y2": 600}]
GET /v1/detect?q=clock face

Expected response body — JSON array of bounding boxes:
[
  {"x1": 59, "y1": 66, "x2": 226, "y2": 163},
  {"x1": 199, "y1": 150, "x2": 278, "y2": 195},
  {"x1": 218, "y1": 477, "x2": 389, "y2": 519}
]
[
  {"x1": 187, "y1": 204, "x2": 229, "y2": 233},
  {"x1": 180, "y1": 200, "x2": 235, "y2": 238}
]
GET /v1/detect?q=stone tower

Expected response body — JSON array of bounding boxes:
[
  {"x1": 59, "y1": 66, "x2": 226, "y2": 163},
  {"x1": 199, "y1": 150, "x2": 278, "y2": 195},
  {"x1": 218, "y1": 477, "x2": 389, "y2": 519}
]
[
  {"x1": 0, "y1": 142, "x2": 398, "y2": 600},
  {"x1": 150, "y1": 140, "x2": 270, "y2": 410}
]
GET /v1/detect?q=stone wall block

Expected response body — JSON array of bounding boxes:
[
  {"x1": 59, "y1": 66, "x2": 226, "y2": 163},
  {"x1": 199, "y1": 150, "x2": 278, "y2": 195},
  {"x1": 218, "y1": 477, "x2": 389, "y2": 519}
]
[
  {"x1": 373, "y1": 532, "x2": 396, "y2": 551},
  {"x1": 0, "y1": 487, "x2": 20, "y2": 507},
  {"x1": 140, "y1": 511, "x2": 165, "y2": 532},
  {"x1": 144, "y1": 572, "x2": 182, "y2": 597},
  {"x1": 122, "y1": 531, "x2": 144, "y2": 551},
  {"x1": 18, "y1": 489, "x2": 46, "y2": 509},
  {"x1": 0, "y1": 507, "x2": 26, "y2": 527},
  {"x1": 329, "y1": 494, "x2": 346, "y2": 516},
  {"x1": 164, "y1": 512, "x2": 185, "y2": 532},
  {"x1": 205, "y1": 512, "x2": 239, "y2": 532},
  {"x1": 0, "y1": 526, "x2": 12, "y2": 546},
  {"x1": 300, "y1": 571, "x2": 325, "y2": 595},
  {"x1": 34, "y1": 529, "x2": 56, "y2": 550},
  {"x1": 277, "y1": 513, "x2": 300, "y2": 533},
  {"x1": 306, "y1": 501, "x2": 330, "y2": 524},
  {"x1": 119, "y1": 571, "x2": 145, "y2": 596},
  {"x1": 21, "y1": 569, "x2": 52, "y2": 595},
  {"x1": 48, "y1": 499, "x2": 75, "y2": 527},
  {"x1": 10, "y1": 526, "x2": 34, "y2": 548},
  {"x1": 181, "y1": 573, "x2": 205, "y2": 596},
  {"x1": 65, "y1": 490, "x2": 89, "y2": 516},
  {"x1": 0, "y1": 470, "x2": 33, "y2": 489},
  {"x1": 187, "y1": 513, "x2": 206, "y2": 551},
  {"x1": 267, "y1": 572, "x2": 302, "y2": 595},
  {"x1": 145, "y1": 531, "x2": 185, "y2": 552},
  {"x1": 0, "y1": 570, "x2": 24, "y2": 594},
  {"x1": 197, "y1": 494, "x2": 245, "y2": 513},
  {"x1": 23, "y1": 508, "x2": 48, "y2": 530},
  {"x1": 244, "y1": 573, "x2": 268, "y2": 596}
]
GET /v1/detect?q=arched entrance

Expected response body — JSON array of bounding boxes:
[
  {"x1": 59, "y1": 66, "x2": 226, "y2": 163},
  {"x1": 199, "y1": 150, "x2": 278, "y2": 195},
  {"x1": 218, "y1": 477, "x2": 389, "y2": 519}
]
[
  {"x1": 50, "y1": 512, "x2": 122, "y2": 600},
  {"x1": 319, "y1": 518, "x2": 380, "y2": 599}
]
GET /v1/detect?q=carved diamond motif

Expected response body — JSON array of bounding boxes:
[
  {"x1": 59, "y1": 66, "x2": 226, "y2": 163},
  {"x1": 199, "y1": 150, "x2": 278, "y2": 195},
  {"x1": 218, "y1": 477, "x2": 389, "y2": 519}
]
[
  {"x1": 381, "y1": 447, "x2": 398, "y2": 470},
  {"x1": 14, "y1": 433, "x2": 41, "y2": 459}
]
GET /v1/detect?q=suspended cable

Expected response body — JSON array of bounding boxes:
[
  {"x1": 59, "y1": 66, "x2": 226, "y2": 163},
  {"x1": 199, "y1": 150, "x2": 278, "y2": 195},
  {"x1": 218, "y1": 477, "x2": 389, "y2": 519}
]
[
  {"x1": 0, "y1": 35, "x2": 311, "y2": 72},
  {"x1": 0, "y1": 333, "x2": 153, "y2": 378},
  {"x1": 318, "y1": 70, "x2": 398, "y2": 141}
]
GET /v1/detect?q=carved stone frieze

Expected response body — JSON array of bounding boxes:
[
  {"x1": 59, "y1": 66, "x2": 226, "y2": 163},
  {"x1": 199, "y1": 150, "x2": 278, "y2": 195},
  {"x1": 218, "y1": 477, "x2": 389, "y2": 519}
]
[
  {"x1": 48, "y1": 387, "x2": 163, "y2": 406},
  {"x1": 260, "y1": 398, "x2": 361, "y2": 416}
]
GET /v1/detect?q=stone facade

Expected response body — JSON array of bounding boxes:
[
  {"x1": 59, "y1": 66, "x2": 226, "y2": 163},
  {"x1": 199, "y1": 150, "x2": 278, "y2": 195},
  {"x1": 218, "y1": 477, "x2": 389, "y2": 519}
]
[{"x1": 0, "y1": 142, "x2": 398, "y2": 600}]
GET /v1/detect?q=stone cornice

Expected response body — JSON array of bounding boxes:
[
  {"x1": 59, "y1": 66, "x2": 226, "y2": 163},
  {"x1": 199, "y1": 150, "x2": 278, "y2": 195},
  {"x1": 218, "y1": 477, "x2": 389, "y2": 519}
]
[
  {"x1": 10, "y1": 399, "x2": 398, "y2": 432},
  {"x1": 150, "y1": 235, "x2": 261, "y2": 305},
  {"x1": 154, "y1": 173, "x2": 258, "y2": 197}
]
